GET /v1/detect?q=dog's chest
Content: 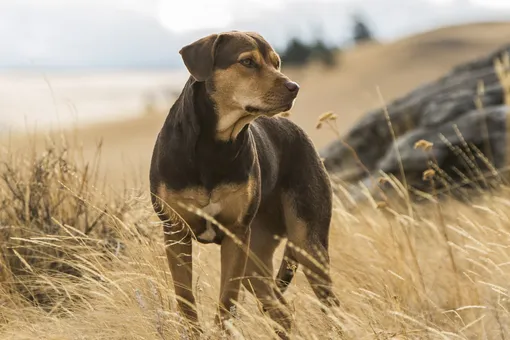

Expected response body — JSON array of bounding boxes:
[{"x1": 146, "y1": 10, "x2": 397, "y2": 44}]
[
  {"x1": 157, "y1": 181, "x2": 253, "y2": 241},
  {"x1": 169, "y1": 189, "x2": 226, "y2": 243},
  {"x1": 195, "y1": 201, "x2": 223, "y2": 242}
]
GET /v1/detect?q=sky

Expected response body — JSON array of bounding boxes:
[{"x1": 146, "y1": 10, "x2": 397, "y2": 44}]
[
  {"x1": 1, "y1": 0, "x2": 509, "y2": 69},
  {"x1": 158, "y1": 0, "x2": 510, "y2": 32},
  {"x1": 5, "y1": 0, "x2": 510, "y2": 33}
]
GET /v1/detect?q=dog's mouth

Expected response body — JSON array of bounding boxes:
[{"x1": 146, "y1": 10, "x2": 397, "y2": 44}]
[{"x1": 245, "y1": 102, "x2": 293, "y2": 115}]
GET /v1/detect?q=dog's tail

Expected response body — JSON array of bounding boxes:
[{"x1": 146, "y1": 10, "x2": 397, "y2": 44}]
[{"x1": 275, "y1": 242, "x2": 298, "y2": 294}]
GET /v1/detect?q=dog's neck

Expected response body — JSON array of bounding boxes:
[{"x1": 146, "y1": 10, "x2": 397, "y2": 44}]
[
  {"x1": 157, "y1": 78, "x2": 254, "y2": 192},
  {"x1": 216, "y1": 112, "x2": 257, "y2": 141},
  {"x1": 210, "y1": 91, "x2": 260, "y2": 142},
  {"x1": 210, "y1": 92, "x2": 263, "y2": 141},
  {"x1": 172, "y1": 77, "x2": 256, "y2": 141},
  {"x1": 166, "y1": 77, "x2": 251, "y2": 155}
]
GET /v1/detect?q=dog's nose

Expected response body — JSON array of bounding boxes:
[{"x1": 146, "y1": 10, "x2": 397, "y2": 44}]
[{"x1": 284, "y1": 81, "x2": 300, "y2": 93}]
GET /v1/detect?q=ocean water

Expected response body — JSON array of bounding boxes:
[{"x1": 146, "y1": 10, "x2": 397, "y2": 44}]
[{"x1": 0, "y1": 69, "x2": 190, "y2": 133}]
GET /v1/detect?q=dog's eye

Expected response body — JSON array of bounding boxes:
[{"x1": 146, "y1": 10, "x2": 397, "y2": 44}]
[{"x1": 239, "y1": 58, "x2": 256, "y2": 68}]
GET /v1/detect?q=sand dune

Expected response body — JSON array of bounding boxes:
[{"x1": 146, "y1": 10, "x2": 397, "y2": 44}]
[{"x1": 5, "y1": 21, "x2": 510, "y2": 187}]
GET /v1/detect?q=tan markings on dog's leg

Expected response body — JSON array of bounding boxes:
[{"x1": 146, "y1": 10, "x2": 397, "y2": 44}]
[
  {"x1": 282, "y1": 195, "x2": 340, "y2": 308},
  {"x1": 164, "y1": 220, "x2": 200, "y2": 333},
  {"x1": 157, "y1": 184, "x2": 201, "y2": 335},
  {"x1": 210, "y1": 176, "x2": 259, "y2": 324},
  {"x1": 275, "y1": 243, "x2": 298, "y2": 293},
  {"x1": 215, "y1": 225, "x2": 251, "y2": 324},
  {"x1": 242, "y1": 219, "x2": 292, "y2": 337}
]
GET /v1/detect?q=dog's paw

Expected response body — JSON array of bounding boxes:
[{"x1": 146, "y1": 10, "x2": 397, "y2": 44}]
[
  {"x1": 214, "y1": 312, "x2": 245, "y2": 339},
  {"x1": 261, "y1": 301, "x2": 293, "y2": 339}
]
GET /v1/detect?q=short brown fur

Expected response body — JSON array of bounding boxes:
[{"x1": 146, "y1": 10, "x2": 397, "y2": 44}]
[{"x1": 149, "y1": 31, "x2": 339, "y2": 339}]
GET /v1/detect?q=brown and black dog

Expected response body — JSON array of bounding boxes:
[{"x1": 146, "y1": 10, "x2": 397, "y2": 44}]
[{"x1": 149, "y1": 31, "x2": 339, "y2": 338}]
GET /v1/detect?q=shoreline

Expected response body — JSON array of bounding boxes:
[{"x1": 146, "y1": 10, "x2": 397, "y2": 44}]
[{"x1": 0, "y1": 69, "x2": 188, "y2": 133}]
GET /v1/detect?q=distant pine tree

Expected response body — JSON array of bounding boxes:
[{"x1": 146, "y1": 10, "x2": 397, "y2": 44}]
[
  {"x1": 280, "y1": 38, "x2": 313, "y2": 66},
  {"x1": 352, "y1": 14, "x2": 375, "y2": 45},
  {"x1": 280, "y1": 37, "x2": 339, "y2": 68},
  {"x1": 310, "y1": 39, "x2": 337, "y2": 67}
]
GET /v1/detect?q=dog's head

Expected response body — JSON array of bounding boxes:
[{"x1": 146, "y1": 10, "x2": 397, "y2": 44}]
[{"x1": 179, "y1": 31, "x2": 299, "y2": 117}]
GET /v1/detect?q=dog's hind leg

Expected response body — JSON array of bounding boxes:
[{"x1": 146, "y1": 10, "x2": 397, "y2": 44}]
[
  {"x1": 275, "y1": 243, "x2": 298, "y2": 294},
  {"x1": 242, "y1": 215, "x2": 293, "y2": 338},
  {"x1": 282, "y1": 195, "x2": 340, "y2": 309}
]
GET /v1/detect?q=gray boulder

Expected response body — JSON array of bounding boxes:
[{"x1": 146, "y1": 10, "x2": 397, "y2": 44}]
[{"x1": 321, "y1": 43, "x2": 510, "y2": 202}]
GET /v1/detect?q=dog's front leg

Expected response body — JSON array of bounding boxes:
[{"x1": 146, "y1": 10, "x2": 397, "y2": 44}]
[
  {"x1": 163, "y1": 221, "x2": 200, "y2": 335},
  {"x1": 215, "y1": 224, "x2": 251, "y2": 326}
]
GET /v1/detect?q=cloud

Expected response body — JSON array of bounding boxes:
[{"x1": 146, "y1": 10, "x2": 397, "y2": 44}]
[
  {"x1": 1, "y1": 0, "x2": 509, "y2": 69},
  {"x1": 0, "y1": 0, "x2": 157, "y2": 13},
  {"x1": 0, "y1": 3, "x2": 180, "y2": 69}
]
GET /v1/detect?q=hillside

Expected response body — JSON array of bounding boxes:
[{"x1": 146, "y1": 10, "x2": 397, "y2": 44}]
[
  {"x1": 288, "y1": 21, "x2": 510, "y2": 149},
  {"x1": 5, "y1": 22, "x2": 510, "y2": 187}
]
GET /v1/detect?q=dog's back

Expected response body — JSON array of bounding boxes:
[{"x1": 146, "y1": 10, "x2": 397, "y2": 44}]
[{"x1": 250, "y1": 116, "x2": 332, "y2": 215}]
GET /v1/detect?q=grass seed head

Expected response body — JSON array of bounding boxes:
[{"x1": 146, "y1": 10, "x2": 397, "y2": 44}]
[
  {"x1": 422, "y1": 169, "x2": 436, "y2": 181},
  {"x1": 414, "y1": 139, "x2": 433, "y2": 152}
]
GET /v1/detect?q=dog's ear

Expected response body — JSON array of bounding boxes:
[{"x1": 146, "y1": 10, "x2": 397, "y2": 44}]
[{"x1": 179, "y1": 34, "x2": 221, "y2": 82}]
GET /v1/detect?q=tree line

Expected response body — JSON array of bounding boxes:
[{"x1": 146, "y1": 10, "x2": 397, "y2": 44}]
[{"x1": 279, "y1": 14, "x2": 375, "y2": 68}]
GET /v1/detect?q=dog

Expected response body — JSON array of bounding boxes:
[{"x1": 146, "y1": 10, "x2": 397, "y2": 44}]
[{"x1": 149, "y1": 31, "x2": 339, "y2": 338}]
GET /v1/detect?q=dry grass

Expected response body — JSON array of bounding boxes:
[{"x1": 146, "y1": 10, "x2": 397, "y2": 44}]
[
  {"x1": 3, "y1": 25, "x2": 510, "y2": 340},
  {"x1": 1, "y1": 130, "x2": 510, "y2": 340}
]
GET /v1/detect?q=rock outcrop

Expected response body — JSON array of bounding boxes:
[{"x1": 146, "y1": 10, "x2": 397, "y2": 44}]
[{"x1": 320, "y1": 43, "x2": 510, "y2": 202}]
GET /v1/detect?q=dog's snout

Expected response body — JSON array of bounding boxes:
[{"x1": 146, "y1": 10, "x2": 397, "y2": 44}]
[{"x1": 284, "y1": 81, "x2": 300, "y2": 93}]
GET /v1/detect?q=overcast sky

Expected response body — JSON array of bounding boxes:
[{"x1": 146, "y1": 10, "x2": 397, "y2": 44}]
[
  {"x1": 159, "y1": 0, "x2": 510, "y2": 33},
  {"x1": 1, "y1": 0, "x2": 509, "y2": 69},
  {"x1": 4, "y1": 0, "x2": 510, "y2": 33}
]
